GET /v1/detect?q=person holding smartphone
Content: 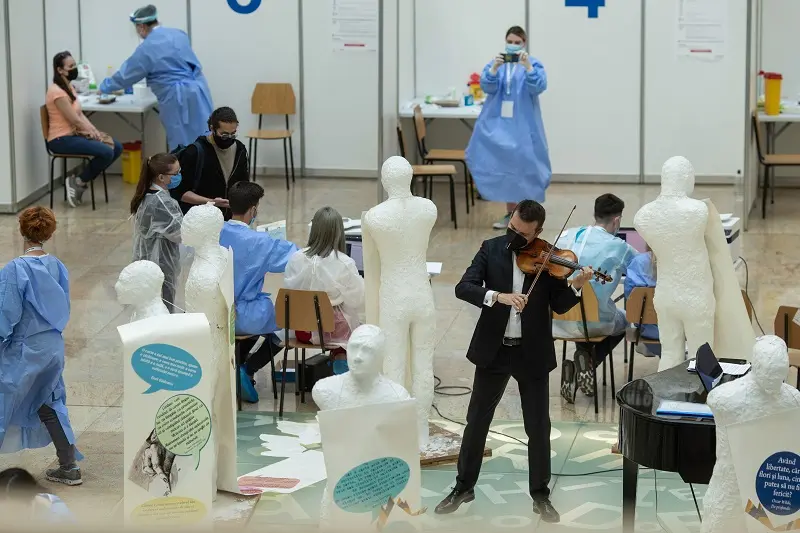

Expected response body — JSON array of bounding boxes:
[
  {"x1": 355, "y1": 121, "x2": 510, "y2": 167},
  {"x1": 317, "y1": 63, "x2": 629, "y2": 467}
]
[{"x1": 465, "y1": 26, "x2": 552, "y2": 230}]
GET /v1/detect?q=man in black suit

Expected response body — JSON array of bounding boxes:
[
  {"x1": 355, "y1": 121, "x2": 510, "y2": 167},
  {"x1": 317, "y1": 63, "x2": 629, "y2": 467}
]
[{"x1": 435, "y1": 200, "x2": 592, "y2": 523}]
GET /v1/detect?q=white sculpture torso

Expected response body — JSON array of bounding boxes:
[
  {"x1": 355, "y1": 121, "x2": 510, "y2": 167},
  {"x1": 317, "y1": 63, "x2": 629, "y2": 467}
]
[
  {"x1": 702, "y1": 336, "x2": 800, "y2": 533},
  {"x1": 115, "y1": 261, "x2": 170, "y2": 322},
  {"x1": 363, "y1": 156, "x2": 437, "y2": 449},
  {"x1": 633, "y1": 157, "x2": 715, "y2": 371}
]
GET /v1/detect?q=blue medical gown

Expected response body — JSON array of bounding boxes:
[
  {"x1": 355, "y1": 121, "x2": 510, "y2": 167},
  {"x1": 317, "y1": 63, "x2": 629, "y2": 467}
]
[
  {"x1": 553, "y1": 226, "x2": 637, "y2": 338},
  {"x1": 219, "y1": 222, "x2": 298, "y2": 335},
  {"x1": 99, "y1": 27, "x2": 213, "y2": 151},
  {"x1": 465, "y1": 59, "x2": 551, "y2": 203},
  {"x1": 624, "y1": 252, "x2": 659, "y2": 342},
  {"x1": 0, "y1": 256, "x2": 81, "y2": 458}
]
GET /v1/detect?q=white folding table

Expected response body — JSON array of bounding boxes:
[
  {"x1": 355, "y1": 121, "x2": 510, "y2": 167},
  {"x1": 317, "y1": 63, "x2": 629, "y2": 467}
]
[
  {"x1": 79, "y1": 93, "x2": 160, "y2": 155},
  {"x1": 398, "y1": 99, "x2": 482, "y2": 132},
  {"x1": 756, "y1": 105, "x2": 800, "y2": 206}
]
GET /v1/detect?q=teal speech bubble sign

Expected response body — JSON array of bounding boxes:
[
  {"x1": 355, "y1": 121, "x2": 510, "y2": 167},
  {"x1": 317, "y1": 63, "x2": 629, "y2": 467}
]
[
  {"x1": 132, "y1": 343, "x2": 202, "y2": 394},
  {"x1": 333, "y1": 457, "x2": 410, "y2": 514},
  {"x1": 155, "y1": 394, "x2": 211, "y2": 470}
]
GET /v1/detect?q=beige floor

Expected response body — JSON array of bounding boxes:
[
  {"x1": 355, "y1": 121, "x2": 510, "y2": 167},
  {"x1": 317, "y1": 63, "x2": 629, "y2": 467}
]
[{"x1": 0, "y1": 175, "x2": 795, "y2": 522}]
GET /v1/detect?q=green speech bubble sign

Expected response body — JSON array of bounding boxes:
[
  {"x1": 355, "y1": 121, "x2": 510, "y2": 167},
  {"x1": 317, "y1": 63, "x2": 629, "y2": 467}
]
[{"x1": 155, "y1": 394, "x2": 211, "y2": 470}]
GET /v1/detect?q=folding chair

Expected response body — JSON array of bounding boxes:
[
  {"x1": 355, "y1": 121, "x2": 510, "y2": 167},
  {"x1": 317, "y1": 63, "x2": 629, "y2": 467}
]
[
  {"x1": 248, "y1": 83, "x2": 296, "y2": 189},
  {"x1": 773, "y1": 306, "x2": 800, "y2": 389},
  {"x1": 625, "y1": 287, "x2": 659, "y2": 383}
]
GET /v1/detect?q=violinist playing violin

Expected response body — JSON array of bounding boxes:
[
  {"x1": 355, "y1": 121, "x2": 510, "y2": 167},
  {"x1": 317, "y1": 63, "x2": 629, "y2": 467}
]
[{"x1": 435, "y1": 200, "x2": 592, "y2": 524}]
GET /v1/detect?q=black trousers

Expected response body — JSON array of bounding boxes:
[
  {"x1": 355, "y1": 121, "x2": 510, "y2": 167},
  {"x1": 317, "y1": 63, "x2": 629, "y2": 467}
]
[
  {"x1": 577, "y1": 332, "x2": 625, "y2": 367},
  {"x1": 456, "y1": 345, "x2": 552, "y2": 499},
  {"x1": 239, "y1": 334, "x2": 281, "y2": 376},
  {"x1": 38, "y1": 405, "x2": 76, "y2": 467}
]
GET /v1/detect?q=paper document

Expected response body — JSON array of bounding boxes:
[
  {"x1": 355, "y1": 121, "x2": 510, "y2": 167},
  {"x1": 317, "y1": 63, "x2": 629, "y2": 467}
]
[
  {"x1": 688, "y1": 359, "x2": 751, "y2": 376},
  {"x1": 237, "y1": 450, "x2": 327, "y2": 495},
  {"x1": 657, "y1": 400, "x2": 713, "y2": 418},
  {"x1": 676, "y1": 0, "x2": 727, "y2": 61}
]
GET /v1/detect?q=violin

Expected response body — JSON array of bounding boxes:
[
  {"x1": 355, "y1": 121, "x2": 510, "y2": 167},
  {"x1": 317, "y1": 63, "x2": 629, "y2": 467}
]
[{"x1": 516, "y1": 238, "x2": 612, "y2": 284}]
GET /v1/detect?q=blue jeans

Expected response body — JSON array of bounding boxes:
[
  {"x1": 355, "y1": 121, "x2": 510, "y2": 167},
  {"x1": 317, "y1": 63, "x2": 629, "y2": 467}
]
[{"x1": 48, "y1": 136, "x2": 123, "y2": 183}]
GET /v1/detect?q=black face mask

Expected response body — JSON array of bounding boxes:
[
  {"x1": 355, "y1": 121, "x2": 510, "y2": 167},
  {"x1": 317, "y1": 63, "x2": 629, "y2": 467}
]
[
  {"x1": 214, "y1": 135, "x2": 235, "y2": 150},
  {"x1": 66, "y1": 68, "x2": 79, "y2": 81},
  {"x1": 505, "y1": 228, "x2": 528, "y2": 252}
]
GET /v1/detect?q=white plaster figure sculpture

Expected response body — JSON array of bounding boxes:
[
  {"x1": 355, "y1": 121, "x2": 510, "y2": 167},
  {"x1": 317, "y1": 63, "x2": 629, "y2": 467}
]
[
  {"x1": 116, "y1": 260, "x2": 170, "y2": 322},
  {"x1": 312, "y1": 324, "x2": 412, "y2": 524},
  {"x1": 362, "y1": 156, "x2": 437, "y2": 449},
  {"x1": 634, "y1": 157, "x2": 715, "y2": 371},
  {"x1": 182, "y1": 203, "x2": 234, "y2": 499},
  {"x1": 702, "y1": 336, "x2": 800, "y2": 533}
]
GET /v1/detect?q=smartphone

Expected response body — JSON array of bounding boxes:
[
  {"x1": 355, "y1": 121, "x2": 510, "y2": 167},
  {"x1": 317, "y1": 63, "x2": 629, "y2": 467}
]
[{"x1": 502, "y1": 53, "x2": 520, "y2": 63}]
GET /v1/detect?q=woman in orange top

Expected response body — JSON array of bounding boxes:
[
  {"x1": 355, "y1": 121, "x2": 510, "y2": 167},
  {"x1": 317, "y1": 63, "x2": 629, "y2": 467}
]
[{"x1": 46, "y1": 51, "x2": 122, "y2": 208}]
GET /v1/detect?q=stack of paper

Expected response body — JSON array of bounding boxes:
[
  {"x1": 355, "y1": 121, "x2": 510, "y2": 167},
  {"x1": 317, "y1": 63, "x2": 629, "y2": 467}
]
[
  {"x1": 687, "y1": 360, "x2": 751, "y2": 376},
  {"x1": 656, "y1": 400, "x2": 713, "y2": 418}
]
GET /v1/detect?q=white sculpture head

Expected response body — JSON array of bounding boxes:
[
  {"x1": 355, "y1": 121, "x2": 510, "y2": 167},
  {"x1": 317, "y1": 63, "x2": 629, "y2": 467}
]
[
  {"x1": 660, "y1": 156, "x2": 695, "y2": 197},
  {"x1": 381, "y1": 156, "x2": 413, "y2": 199},
  {"x1": 116, "y1": 260, "x2": 164, "y2": 306},
  {"x1": 182, "y1": 203, "x2": 224, "y2": 249},
  {"x1": 347, "y1": 324, "x2": 386, "y2": 378},
  {"x1": 750, "y1": 335, "x2": 790, "y2": 395}
]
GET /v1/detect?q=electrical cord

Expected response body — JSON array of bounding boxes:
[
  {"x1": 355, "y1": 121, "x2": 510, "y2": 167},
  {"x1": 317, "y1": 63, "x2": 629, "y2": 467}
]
[{"x1": 739, "y1": 256, "x2": 766, "y2": 335}]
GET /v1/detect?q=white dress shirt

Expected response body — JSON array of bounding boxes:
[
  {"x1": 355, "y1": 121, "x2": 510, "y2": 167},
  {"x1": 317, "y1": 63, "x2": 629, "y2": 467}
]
[{"x1": 484, "y1": 252, "x2": 582, "y2": 339}]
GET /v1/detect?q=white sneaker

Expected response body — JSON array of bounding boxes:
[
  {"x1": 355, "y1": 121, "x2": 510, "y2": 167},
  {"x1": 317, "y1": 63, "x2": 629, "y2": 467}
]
[
  {"x1": 492, "y1": 213, "x2": 511, "y2": 230},
  {"x1": 65, "y1": 176, "x2": 79, "y2": 208}
]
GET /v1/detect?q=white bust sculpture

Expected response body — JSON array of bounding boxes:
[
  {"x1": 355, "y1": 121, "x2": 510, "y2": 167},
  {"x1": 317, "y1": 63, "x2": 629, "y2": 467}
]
[
  {"x1": 182, "y1": 203, "x2": 229, "y2": 499},
  {"x1": 313, "y1": 324, "x2": 411, "y2": 524},
  {"x1": 702, "y1": 336, "x2": 800, "y2": 533},
  {"x1": 362, "y1": 156, "x2": 437, "y2": 449},
  {"x1": 634, "y1": 157, "x2": 715, "y2": 371},
  {"x1": 116, "y1": 260, "x2": 170, "y2": 322}
]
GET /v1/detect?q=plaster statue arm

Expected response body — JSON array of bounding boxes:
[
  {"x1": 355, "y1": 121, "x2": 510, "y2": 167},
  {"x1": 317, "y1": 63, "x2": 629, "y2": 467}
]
[
  {"x1": 524, "y1": 58, "x2": 547, "y2": 95},
  {"x1": 361, "y1": 218, "x2": 381, "y2": 325},
  {"x1": 455, "y1": 241, "x2": 490, "y2": 308},
  {"x1": 548, "y1": 274, "x2": 581, "y2": 315}
]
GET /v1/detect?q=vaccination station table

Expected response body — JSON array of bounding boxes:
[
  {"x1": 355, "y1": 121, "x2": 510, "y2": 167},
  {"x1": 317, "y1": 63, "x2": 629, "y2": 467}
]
[
  {"x1": 757, "y1": 102, "x2": 800, "y2": 157},
  {"x1": 399, "y1": 99, "x2": 482, "y2": 131},
  {"x1": 79, "y1": 93, "x2": 160, "y2": 156}
]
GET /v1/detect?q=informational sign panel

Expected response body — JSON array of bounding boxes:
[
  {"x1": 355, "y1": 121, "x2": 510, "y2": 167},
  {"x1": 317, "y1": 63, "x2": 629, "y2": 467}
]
[{"x1": 119, "y1": 313, "x2": 215, "y2": 529}]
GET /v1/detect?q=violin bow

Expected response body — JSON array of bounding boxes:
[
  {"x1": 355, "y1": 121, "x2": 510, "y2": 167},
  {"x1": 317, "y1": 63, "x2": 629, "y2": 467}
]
[{"x1": 520, "y1": 205, "x2": 577, "y2": 305}]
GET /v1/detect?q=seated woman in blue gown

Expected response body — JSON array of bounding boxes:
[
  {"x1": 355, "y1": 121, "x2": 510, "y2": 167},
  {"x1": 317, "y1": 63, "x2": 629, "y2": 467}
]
[
  {"x1": 0, "y1": 207, "x2": 83, "y2": 486},
  {"x1": 623, "y1": 245, "x2": 661, "y2": 357}
]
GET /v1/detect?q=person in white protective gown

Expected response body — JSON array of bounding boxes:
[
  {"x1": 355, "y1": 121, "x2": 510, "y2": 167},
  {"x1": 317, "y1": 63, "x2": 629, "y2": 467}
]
[
  {"x1": 131, "y1": 152, "x2": 183, "y2": 312},
  {"x1": 284, "y1": 206, "x2": 365, "y2": 374}
]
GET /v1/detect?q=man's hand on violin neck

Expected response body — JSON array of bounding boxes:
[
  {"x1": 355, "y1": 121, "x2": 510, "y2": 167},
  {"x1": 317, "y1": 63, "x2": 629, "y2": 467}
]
[
  {"x1": 498, "y1": 293, "x2": 528, "y2": 312},
  {"x1": 570, "y1": 266, "x2": 594, "y2": 290}
]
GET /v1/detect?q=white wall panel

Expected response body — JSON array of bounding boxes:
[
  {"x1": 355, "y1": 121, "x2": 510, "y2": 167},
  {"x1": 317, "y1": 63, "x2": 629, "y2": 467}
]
[{"x1": 0, "y1": 0, "x2": 12, "y2": 207}]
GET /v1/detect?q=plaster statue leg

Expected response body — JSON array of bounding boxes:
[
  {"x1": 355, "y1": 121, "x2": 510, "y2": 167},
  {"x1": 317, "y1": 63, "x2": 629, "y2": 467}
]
[
  {"x1": 656, "y1": 310, "x2": 686, "y2": 372},
  {"x1": 410, "y1": 318, "x2": 436, "y2": 448},
  {"x1": 701, "y1": 462, "x2": 742, "y2": 533},
  {"x1": 684, "y1": 313, "x2": 715, "y2": 364},
  {"x1": 382, "y1": 319, "x2": 411, "y2": 393}
]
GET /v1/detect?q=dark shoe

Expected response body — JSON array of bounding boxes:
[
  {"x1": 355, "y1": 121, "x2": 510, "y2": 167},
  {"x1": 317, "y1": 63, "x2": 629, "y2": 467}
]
[
  {"x1": 560, "y1": 360, "x2": 576, "y2": 404},
  {"x1": 575, "y1": 349, "x2": 595, "y2": 397},
  {"x1": 45, "y1": 464, "x2": 82, "y2": 486},
  {"x1": 435, "y1": 488, "x2": 475, "y2": 514},
  {"x1": 532, "y1": 498, "x2": 560, "y2": 523}
]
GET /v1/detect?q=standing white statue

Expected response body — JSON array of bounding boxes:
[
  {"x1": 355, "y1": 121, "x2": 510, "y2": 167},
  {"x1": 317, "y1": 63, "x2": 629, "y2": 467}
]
[
  {"x1": 634, "y1": 156, "x2": 753, "y2": 371},
  {"x1": 702, "y1": 336, "x2": 800, "y2": 533},
  {"x1": 313, "y1": 324, "x2": 411, "y2": 524},
  {"x1": 362, "y1": 156, "x2": 437, "y2": 449},
  {"x1": 182, "y1": 203, "x2": 236, "y2": 498},
  {"x1": 115, "y1": 260, "x2": 170, "y2": 321}
]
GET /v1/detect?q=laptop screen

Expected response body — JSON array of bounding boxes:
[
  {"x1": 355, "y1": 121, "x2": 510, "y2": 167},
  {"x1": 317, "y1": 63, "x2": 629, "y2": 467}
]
[
  {"x1": 696, "y1": 343, "x2": 724, "y2": 392},
  {"x1": 617, "y1": 227, "x2": 648, "y2": 253}
]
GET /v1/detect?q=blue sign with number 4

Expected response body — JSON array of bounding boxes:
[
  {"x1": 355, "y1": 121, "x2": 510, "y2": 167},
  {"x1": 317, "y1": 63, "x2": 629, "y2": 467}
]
[
  {"x1": 565, "y1": 0, "x2": 605, "y2": 18},
  {"x1": 228, "y1": 0, "x2": 261, "y2": 14}
]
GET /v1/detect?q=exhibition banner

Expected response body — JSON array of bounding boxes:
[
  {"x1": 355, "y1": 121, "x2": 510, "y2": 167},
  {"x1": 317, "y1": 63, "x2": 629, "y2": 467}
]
[
  {"x1": 728, "y1": 408, "x2": 800, "y2": 532},
  {"x1": 318, "y1": 399, "x2": 424, "y2": 531},
  {"x1": 119, "y1": 313, "x2": 215, "y2": 529}
]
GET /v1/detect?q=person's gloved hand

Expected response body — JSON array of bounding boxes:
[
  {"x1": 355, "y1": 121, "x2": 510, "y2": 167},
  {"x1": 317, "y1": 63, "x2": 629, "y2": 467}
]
[
  {"x1": 520, "y1": 52, "x2": 532, "y2": 72},
  {"x1": 490, "y1": 54, "x2": 505, "y2": 75}
]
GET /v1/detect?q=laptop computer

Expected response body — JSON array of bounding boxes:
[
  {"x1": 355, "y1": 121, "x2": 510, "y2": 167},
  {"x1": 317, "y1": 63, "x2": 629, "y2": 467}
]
[
  {"x1": 695, "y1": 343, "x2": 725, "y2": 393},
  {"x1": 616, "y1": 227, "x2": 648, "y2": 253}
]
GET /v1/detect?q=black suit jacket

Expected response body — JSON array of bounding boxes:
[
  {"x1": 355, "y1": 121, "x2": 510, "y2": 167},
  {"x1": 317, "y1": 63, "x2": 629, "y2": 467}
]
[{"x1": 455, "y1": 236, "x2": 581, "y2": 376}]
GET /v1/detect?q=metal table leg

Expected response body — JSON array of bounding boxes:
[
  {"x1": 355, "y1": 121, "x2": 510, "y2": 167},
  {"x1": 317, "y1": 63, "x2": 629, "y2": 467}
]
[{"x1": 622, "y1": 456, "x2": 639, "y2": 533}]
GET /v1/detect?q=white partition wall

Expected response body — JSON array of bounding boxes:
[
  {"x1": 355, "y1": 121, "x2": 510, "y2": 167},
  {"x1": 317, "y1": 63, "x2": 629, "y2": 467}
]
[
  {"x1": 528, "y1": 0, "x2": 641, "y2": 180},
  {"x1": 0, "y1": 1, "x2": 12, "y2": 208},
  {"x1": 45, "y1": 0, "x2": 80, "y2": 67}
]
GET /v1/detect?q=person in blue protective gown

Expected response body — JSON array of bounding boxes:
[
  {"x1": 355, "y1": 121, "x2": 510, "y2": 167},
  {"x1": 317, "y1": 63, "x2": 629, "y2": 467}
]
[
  {"x1": 0, "y1": 207, "x2": 83, "y2": 486},
  {"x1": 465, "y1": 25, "x2": 551, "y2": 230},
  {"x1": 218, "y1": 181, "x2": 298, "y2": 403},
  {"x1": 99, "y1": 5, "x2": 213, "y2": 151},
  {"x1": 624, "y1": 245, "x2": 661, "y2": 357},
  {"x1": 553, "y1": 194, "x2": 638, "y2": 400}
]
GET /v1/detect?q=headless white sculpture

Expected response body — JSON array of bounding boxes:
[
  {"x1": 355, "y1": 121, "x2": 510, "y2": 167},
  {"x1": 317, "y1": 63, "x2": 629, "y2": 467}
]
[
  {"x1": 634, "y1": 157, "x2": 715, "y2": 371},
  {"x1": 702, "y1": 336, "x2": 800, "y2": 533},
  {"x1": 363, "y1": 156, "x2": 437, "y2": 449},
  {"x1": 115, "y1": 260, "x2": 170, "y2": 321},
  {"x1": 182, "y1": 203, "x2": 229, "y2": 500},
  {"x1": 313, "y1": 324, "x2": 411, "y2": 524}
]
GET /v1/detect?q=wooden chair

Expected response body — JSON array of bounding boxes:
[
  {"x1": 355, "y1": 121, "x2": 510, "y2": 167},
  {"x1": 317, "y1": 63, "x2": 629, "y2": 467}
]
[
  {"x1": 397, "y1": 123, "x2": 458, "y2": 229},
  {"x1": 625, "y1": 287, "x2": 659, "y2": 383},
  {"x1": 752, "y1": 112, "x2": 800, "y2": 218},
  {"x1": 412, "y1": 105, "x2": 475, "y2": 213},
  {"x1": 772, "y1": 306, "x2": 800, "y2": 389},
  {"x1": 234, "y1": 334, "x2": 278, "y2": 411},
  {"x1": 248, "y1": 83, "x2": 296, "y2": 190},
  {"x1": 553, "y1": 283, "x2": 615, "y2": 414},
  {"x1": 275, "y1": 288, "x2": 336, "y2": 416},
  {"x1": 40, "y1": 105, "x2": 108, "y2": 210}
]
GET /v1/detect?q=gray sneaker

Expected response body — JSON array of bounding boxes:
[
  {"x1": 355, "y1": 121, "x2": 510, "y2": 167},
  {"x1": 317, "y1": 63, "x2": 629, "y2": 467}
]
[
  {"x1": 492, "y1": 213, "x2": 511, "y2": 230},
  {"x1": 45, "y1": 464, "x2": 82, "y2": 486},
  {"x1": 73, "y1": 180, "x2": 87, "y2": 205},
  {"x1": 65, "y1": 176, "x2": 84, "y2": 207}
]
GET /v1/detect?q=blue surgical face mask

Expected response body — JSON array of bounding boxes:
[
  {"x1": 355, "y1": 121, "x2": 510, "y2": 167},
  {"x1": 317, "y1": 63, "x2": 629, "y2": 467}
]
[
  {"x1": 505, "y1": 43, "x2": 524, "y2": 54},
  {"x1": 167, "y1": 173, "x2": 182, "y2": 190}
]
